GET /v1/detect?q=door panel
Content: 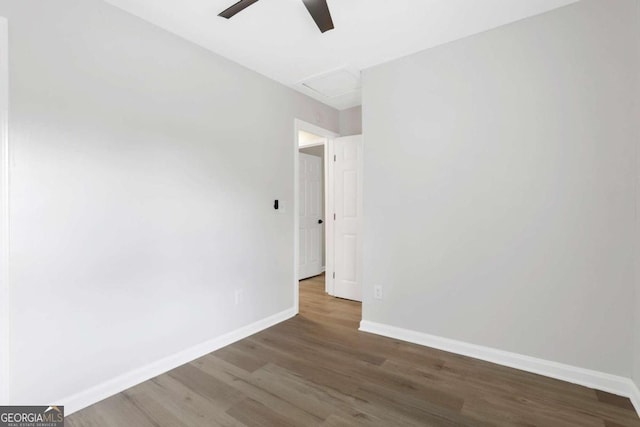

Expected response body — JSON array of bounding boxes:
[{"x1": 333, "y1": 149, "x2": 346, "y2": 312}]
[
  {"x1": 343, "y1": 171, "x2": 357, "y2": 217},
  {"x1": 343, "y1": 234, "x2": 357, "y2": 282},
  {"x1": 299, "y1": 153, "x2": 324, "y2": 280},
  {"x1": 333, "y1": 135, "x2": 363, "y2": 301}
]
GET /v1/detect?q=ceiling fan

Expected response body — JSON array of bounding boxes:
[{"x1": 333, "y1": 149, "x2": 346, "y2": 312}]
[{"x1": 218, "y1": 0, "x2": 335, "y2": 33}]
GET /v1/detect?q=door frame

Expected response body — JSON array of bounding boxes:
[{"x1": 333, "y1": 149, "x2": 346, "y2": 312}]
[
  {"x1": 294, "y1": 119, "x2": 338, "y2": 312},
  {"x1": 0, "y1": 16, "x2": 10, "y2": 404}
]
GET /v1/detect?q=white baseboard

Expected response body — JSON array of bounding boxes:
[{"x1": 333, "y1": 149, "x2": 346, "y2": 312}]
[
  {"x1": 359, "y1": 320, "x2": 640, "y2": 418},
  {"x1": 60, "y1": 307, "x2": 297, "y2": 415},
  {"x1": 631, "y1": 380, "x2": 640, "y2": 417}
]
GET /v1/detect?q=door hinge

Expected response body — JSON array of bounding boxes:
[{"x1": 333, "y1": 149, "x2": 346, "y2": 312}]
[
  {"x1": 333, "y1": 213, "x2": 336, "y2": 220},
  {"x1": 334, "y1": 154, "x2": 336, "y2": 162},
  {"x1": 333, "y1": 272, "x2": 335, "y2": 279}
]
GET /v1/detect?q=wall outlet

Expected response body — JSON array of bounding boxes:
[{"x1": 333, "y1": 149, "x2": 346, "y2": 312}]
[
  {"x1": 374, "y1": 285, "x2": 383, "y2": 300},
  {"x1": 234, "y1": 289, "x2": 244, "y2": 306}
]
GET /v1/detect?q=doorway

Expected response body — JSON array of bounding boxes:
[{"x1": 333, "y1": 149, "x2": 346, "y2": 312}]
[
  {"x1": 299, "y1": 143, "x2": 325, "y2": 280},
  {"x1": 293, "y1": 120, "x2": 364, "y2": 313},
  {"x1": 294, "y1": 121, "x2": 335, "y2": 313}
]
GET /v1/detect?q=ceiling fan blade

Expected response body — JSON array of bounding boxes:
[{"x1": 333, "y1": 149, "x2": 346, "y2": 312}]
[
  {"x1": 218, "y1": 0, "x2": 260, "y2": 19},
  {"x1": 301, "y1": 0, "x2": 334, "y2": 33}
]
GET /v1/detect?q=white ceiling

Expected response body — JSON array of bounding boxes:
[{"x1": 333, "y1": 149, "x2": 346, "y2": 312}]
[{"x1": 103, "y1": 0, "x2": 578, "y2": 110}]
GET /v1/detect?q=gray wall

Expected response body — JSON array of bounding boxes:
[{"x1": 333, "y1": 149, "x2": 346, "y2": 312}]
[
  {"x1": 637, "y1": 251, "x2": 640, "y2": 384},
  {"x1": 0, "y1": 0, "x2": 338, "y2": 405},
  {"x1": 636, "y1": 0, "x2": 640, "y2": 387},
  {"x1": 339, "y1": 106, "x2": 362, "y2": 136},
  {"x1": 637, "y1": 282, "x2": 640, "y2": 386},
  {"x1": 362, "y1": 0, "x2": 639, "y2": 377}
]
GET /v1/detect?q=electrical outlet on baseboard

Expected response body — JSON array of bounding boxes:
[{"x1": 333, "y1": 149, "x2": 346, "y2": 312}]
[{"x1": 374, "y1": 285, "x2": 383, "y2": 300}]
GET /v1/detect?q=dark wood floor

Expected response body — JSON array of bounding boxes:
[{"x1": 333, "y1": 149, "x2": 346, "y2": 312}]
[{"x1": 67, "y1": 274, "x2": 640, "y2": 426}]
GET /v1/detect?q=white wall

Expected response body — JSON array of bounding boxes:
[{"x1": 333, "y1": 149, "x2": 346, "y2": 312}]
[
  {"x1": 0, "y1": 15, "x2": 9, "y2": 406},
  {"x1": 339, "y1": 106, "x2": 362, "y2": 136},
  {"x1": 362, "y1": 0, "x2": 639, "y2": 377},
  {"x1": 0, "y1": 0, "x2": 337, "y2": 406}
]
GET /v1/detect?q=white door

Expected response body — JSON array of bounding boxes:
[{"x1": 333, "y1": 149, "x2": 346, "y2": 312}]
[
  {"x1": 333, "y1": 135, "x2": 363, "y2": 301},
  {"x1": 299, "y1": 153, "x2": 324, "y2": 280}
]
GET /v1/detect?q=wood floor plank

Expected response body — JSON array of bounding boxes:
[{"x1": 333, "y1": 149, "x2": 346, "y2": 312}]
[
  {"x1": 214, "y1": 342, "x2": 270, "y2": 373},
  {"x1": 226, "y1": 398, "x2": 299, "y2": 427},
  {"x1": 65, "y1": 393, "x2": 160, "y2": 427},
  {"x1": 194, "y1": 355, "x2": 326, "y2": 425},
  {"x1": 167, "y1": 364, "x2": 244, "y2": 408},
  {"x1": 250, "y1": 362, "x2": 365, "y2": 421},
  {"x1": 148, "y1": 373, "x2": 246, "y2": 427},
  {"x1": 66, "y1": 274, "x2": 640, "y2": 426},
  {"x1": 598, "y1": 391, "x2": 638, "y2": 412},
  {"x1": 321, "y1": 414, "x2": 368, "y2": 427},
  {"x1": 120, "y1": 380, "x2": 212, "y2": 427}
]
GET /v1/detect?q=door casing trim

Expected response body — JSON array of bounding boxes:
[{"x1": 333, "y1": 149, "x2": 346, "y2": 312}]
[{"x1": 294, "y1": 119, "x2": 338, "y2": 310}]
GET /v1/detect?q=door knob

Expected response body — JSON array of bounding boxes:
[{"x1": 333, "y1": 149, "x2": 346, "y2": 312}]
[{"x1": 318, "y1": 219, "x2": 324, "y2": 224}]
